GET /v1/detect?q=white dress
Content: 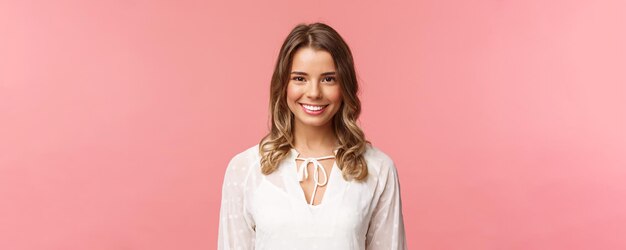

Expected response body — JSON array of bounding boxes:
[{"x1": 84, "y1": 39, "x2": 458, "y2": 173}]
[{"x1": 217, "y1": 143, "x2": 407, "y2": 250}]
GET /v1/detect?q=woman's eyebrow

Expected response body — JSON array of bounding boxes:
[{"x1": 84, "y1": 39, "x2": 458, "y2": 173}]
[{"x1": 291, "y1": 71, "x2": 336, "y2": 76}]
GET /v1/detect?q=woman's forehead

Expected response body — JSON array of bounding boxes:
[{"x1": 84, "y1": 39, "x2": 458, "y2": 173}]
[{"x1": 290, "y1": 47, "x2": 336, "y2": 72}]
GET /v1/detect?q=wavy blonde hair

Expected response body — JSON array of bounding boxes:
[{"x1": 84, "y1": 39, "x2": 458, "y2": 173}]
[{"x1": 258, "y1": 22, "x2": 371, "y2": 181}]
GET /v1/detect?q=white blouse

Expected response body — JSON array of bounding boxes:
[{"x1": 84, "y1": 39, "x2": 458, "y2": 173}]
[{"x1": 218, "y1": 143, "x2": 407, "y2": 250}]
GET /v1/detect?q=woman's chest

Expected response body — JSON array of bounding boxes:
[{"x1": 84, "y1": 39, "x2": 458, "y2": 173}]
[{"x1": 248, "y1": 172, "x2": 377, "y2": 237}]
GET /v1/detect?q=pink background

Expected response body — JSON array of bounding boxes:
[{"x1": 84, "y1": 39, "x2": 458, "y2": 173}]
[{"x1": 1, "y1": 0, "x2": 625, "y2": 249}]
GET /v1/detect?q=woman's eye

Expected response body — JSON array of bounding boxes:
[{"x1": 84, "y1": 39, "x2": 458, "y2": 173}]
[
  {"x1": 322, "y1": 76, "x2": 336, "y2": 83},
  {"x1": 292, "y1": 76, "x2": 305, "y2": 82}
]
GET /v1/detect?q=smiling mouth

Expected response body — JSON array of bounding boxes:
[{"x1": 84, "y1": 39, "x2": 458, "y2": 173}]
[{"x1": 299, "y1": 103, "x2": 329, "y2": 112}]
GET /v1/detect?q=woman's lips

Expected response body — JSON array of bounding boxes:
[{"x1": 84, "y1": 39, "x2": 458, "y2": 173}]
[{"x1": 300, "y1": 103, "x2": 328, "y2": 115}]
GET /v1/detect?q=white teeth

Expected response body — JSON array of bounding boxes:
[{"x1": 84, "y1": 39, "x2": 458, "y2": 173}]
[{"x1": 302, "y1": 104, "x2": 326, "y2": 111}]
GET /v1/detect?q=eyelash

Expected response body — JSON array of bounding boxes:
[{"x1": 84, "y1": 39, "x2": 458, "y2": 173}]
[{"x1": 292, "y1": 76, "x2": 336, "y2": 83}]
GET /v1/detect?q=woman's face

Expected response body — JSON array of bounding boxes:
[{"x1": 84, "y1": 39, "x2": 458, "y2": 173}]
[{"x1": 286, "y1": 47, "x2": 343, "y2": 129}]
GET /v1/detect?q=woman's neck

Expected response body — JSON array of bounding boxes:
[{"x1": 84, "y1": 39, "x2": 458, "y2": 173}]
[{"x1": 292, "y1": 122, "x2": 338, "y2": 156}]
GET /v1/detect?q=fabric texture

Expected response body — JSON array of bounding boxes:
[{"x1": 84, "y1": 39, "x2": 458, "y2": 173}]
[{"x1": 217, "y1": 143, "x2": 407, "y2": 250}]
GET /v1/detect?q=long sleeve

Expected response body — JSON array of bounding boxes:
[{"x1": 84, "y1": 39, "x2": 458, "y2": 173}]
[
  {"x1": 217, "y1": 153, "x2": 256, "y2": 249},
  {"x1": 365, "y1": 159, "x2": 407, "y2": 250}
]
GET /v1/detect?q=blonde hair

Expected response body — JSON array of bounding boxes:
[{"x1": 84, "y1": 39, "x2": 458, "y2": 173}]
[{"x1": 258, "y1": 22, "x2": 370, "y2": 181}]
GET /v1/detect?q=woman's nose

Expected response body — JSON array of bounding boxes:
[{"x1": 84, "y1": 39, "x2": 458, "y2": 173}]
[{"x1": 305, "y1": 81, "x2": 322, "y2": 99}]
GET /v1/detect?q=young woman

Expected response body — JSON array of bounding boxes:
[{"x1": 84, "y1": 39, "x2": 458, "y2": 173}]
[{"x1": 218, "y1": 22, "x2": 407, "y2": 250}]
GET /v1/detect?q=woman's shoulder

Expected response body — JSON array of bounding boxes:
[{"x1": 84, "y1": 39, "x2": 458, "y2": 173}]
[
  {"x1": 225, "y1": 143, "x2": 398, "y2": 177},
  {"x1": 224, "y1": 144, "x2": 261, "y2": 178},
  {"x1": 362, "y1": 144, "x2": 398, "y2": 177}
]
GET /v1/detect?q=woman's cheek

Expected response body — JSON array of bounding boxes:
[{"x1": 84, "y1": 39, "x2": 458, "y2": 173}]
[
  {"x1": 286, "y1": 83, "x2": 299, "y2": 100},
  {"x1": 328, "y1": 86, "x2": 343, "y2": 102}
]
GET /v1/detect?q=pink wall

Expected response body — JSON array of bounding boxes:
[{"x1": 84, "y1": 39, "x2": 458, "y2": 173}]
[{"x1": 1, "y1": 0, "x2": 625, "y2": 249}]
